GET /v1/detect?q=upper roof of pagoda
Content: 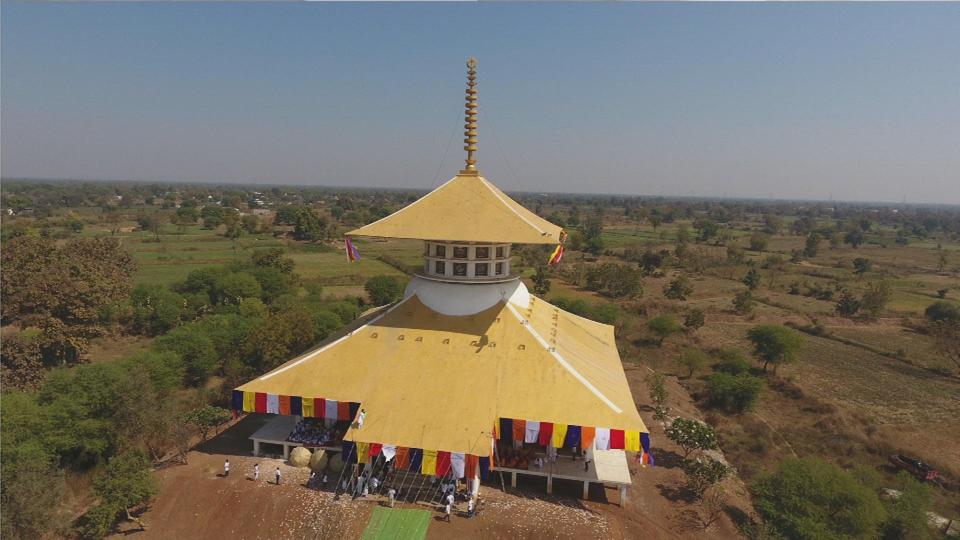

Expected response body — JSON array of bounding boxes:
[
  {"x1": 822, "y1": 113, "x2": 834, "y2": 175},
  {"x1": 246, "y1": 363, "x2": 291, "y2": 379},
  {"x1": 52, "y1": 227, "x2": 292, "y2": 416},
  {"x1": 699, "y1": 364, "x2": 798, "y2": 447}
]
[
  {"x1": 347, "y1": 173, "x2": 562, "y2": 244},
  {"x1": 346, "y1": 57, "x2": 563, "y2": 245}
]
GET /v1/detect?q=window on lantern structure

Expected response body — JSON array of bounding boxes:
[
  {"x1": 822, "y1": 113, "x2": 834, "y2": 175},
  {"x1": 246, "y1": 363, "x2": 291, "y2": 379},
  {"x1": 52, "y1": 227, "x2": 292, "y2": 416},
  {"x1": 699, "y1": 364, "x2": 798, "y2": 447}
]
[
  {"x1": 435, "y1": 244, "x2": 446, "y2": 258},
  {"x1": 475, "y1": 247, "x2": 490, "y2": 259},
  {"x1": 453, "y1": 263, "x2": 467, "y2": 276},
  {"x1": 453, "y1": 246, "x2": 468, "y2": 259},
  {"x1": 496, "y1": 246, "x2": 505, "y2": 258},
  {"x1": 495, "y1": 262, "x2": 504, "y2": 275},
  {"x1": 475, "y1": 263, "x2": 489, "y2": 277},
  {"x1": 435, "y1": 260, "x2": 446, "y2": 275}
]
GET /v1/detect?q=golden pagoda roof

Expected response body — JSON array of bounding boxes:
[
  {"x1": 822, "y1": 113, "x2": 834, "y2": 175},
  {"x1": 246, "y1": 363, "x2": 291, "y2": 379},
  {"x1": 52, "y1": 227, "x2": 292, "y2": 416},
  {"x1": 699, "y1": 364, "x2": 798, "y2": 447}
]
[
  {"x1": 348, "y1": 58, "x2": 563, "y2": 245},
  {"x1": 236, "y1": 294, "x2": 647, "y2": 456},
  {"x1": 346, "y1": 174, "x2": 563, "y2": 244}
]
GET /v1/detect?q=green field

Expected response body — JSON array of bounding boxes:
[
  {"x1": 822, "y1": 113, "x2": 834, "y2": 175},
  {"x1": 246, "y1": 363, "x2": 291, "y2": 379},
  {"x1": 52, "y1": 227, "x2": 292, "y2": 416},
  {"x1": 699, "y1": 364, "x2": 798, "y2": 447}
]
[{"x1": 362, "y1": 507, "x2": 430, "y2": 540}]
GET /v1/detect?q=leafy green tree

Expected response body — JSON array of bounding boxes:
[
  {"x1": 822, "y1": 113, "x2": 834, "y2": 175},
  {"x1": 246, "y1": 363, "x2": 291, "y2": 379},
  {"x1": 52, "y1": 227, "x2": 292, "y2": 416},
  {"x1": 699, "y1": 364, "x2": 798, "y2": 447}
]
[
  {"x1": 251, "y1": 248, "x2": 294, "y2": 274},
  {"x1": 803, "y1": 232, "x2": 822, "y2": 257},
  {"x1": 706, "y1": 372, "x2": 764, "y2": 412},
  {"x1": 241, "y1": 215, "x2": 260, "y2": 234},
  {"x1": 683, "y1": 308, "x2": 705, "y2": 331},
  {"x1": 844, "y1": 228, "x2": 865, "y2": 248},
  {"x1": 732, "y1": 290, "x2": 755, "y2": 315},
  {"x1": 665, "y1": 418, "x2": 718, "y2": 459},
  {"x1": 293, "y1": 208, "x2": 329, "y2": 241},
  {"x1": 129, "y1": 284, "x2": 185, "y2": 335},
  {"x1": 0, "y1": 442, "x2": 66, "y2": 540},
  {"x1": 742, "y1": 268, "x2": 761, "y2": 291},
  {"x1": 747, "y1": 324, "x2": 803, "y2": 372},
  {"x1": 1, "y1": 332, "x2": 45, "y2": 391},
  {"x1": 678, "y1": 347, "x2": 709, "y2": 378},
  {"x1": 81, "y1": 450, "x2": 158, "y2": 539},
  {"x1": 1, "y1": 236, "x2": 136, "y2": 365},
  {"x1": 835, "y1": 290, "x2": 862, "y2": 318},
  {"x1": 694, "y1": 218, "x2": 719, "y2": 242},
  {"x1": 153, "y1": 326, "x2": 218, "y2": 385},
  {"x1": 365, "y1": 275, "x2": 404, "y2": 305},
  {"x1": 582, "y1": 213, "x2": 605, "y2": 255},
  {"x1": 852, "y1": 257, "x2": 872, "y2": 275},
  {"x1": 201, "y1": 205, "x2": 224, "y2": 229},
  {"x1": 749, "y1": 233, "x2": 770, "y2": 252},
  {"x1": 639, "y1": 250, "x2": 663, "y2": 275},
  {"x1": 861, "y1": 281, "x2": 892, "y2": 318},
  {"x1": 683, "y1": 457, "x2": 730, "y2": 500},
  {"x1": 663, "y1": 274, "x2": 694, "y2": 300},
  {"x1": 214, "y1": 272, "x2": 261, "y2": 304},
  {"x1": 752, "y1": 458, "x2": 886, "y2": 540},
  {"x1": 249, "y1": 266, "x2": 294, "y2": 303},
  {"x1": 648, "y1": 315, "x2": 681, "y2": 345}
]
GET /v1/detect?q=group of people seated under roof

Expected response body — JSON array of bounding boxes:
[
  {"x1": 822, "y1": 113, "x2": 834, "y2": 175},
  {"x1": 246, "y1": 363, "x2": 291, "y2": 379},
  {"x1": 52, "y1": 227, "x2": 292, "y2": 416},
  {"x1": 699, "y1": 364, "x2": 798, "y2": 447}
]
[
  {"x1": 286, "y1": 418, "x2": 347, "y2": 447},
  {"x1": 498, "y1": 440, "x2": 589, "y2": 471}
]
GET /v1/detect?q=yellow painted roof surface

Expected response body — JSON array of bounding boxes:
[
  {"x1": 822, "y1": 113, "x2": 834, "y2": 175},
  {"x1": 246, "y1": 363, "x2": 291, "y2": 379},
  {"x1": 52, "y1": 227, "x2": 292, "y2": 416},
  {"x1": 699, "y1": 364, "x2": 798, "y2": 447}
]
[
  {"x1": 346, "y1": 174, "x2": 563, "y2": 244},
  {"x1": 237, "y1": 295, "x2": 647, "y2": 456}
]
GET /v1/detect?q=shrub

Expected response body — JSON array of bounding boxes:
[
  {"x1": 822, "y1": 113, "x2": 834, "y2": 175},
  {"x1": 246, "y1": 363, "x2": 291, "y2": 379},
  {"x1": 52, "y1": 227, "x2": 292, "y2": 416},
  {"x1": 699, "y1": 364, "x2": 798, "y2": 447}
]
[
  {"x1": 683, "y1": 457, "x2": 730, "y2": 500},
  {"x1": 715, "y1": 348, "x2": 750, "y2": 375},
  {"x1": 663, "y1": 275, "x2": 694, "y2": 300},
  {"x1": 925, "y1": 300, "x2": 960, "y2": 324},
  {"x1": 666, "y1": 418, "x2": 718, "y2": 458},
  {"x1": 129, "y1": 284, "x2": 185, "y2": 335},
  {"x1": 706, "y1": 372, "x2": 764, "y2": 412},
  {"x1": 732, "y1": 290, "x2": 755, "y2": 315},
  {"x1": 153, "y1": 326, "x2": 218, "y2": 385},
  {"x1": 684, "y1": 308, "x2": 705, "y2": 331},
  {"x1": 648, "y1": 315, "x2": 681, "y2": 345}
]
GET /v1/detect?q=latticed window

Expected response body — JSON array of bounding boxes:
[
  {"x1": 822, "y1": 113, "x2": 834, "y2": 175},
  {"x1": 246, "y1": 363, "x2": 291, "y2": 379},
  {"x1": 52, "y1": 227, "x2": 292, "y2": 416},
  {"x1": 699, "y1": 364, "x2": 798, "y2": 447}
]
[
  {"x1": 496, "y1": 246, "x2": 505, "y2": 258},
  {"x1": 453, "y1": 262, "x2": 467, "y2": 276},
  {"x1": 475, "y1": 247, "x2": 490, "y2": 259},
  {"x1": 435, "y1": 245, "x2": 446, "y2": 257},
  {"x1": 435, "y1": 260, "x2": 446, "y2": 275},
  {"x1": 453, "y1": 246, "x2": 468, "y2": 259},
  {"x1": 495, "y1": 262, "x2": 504, "y2": 275},
  {"x1": 475, "y1": 263, "x2": 489, "y2": 276}
]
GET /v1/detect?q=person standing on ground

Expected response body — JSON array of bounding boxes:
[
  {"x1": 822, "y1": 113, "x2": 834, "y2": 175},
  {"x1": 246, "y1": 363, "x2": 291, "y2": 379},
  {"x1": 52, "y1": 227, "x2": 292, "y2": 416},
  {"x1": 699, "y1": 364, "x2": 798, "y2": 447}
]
[
  {"x1": 467, "y1": 497, "x2": 475, "y2": 518},
  {"x1": 443, "y1": 501, "x2": 452, "y2": 522},
  {"x1": 275, "y1": 466, "x2": 282, "y2": 485},
  {"x1": 224, "y1": 460, "x2": 230, "y2": 477},
  {"x1": 321, "y1": 472, "x2": 328, "y2": 489},
  {"x1": 253, "y1": 463, "x2": 259, "y2": 481},
  {"x1": 387, "y1": 487, "x2": 396, "y2": 508}
]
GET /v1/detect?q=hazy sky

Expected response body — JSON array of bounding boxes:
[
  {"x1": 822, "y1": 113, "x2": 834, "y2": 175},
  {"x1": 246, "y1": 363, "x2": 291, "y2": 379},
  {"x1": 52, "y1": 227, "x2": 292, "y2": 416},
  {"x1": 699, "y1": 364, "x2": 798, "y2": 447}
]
[{"x1": 3, "y1": 3, "x2": 959, "y2": 204}]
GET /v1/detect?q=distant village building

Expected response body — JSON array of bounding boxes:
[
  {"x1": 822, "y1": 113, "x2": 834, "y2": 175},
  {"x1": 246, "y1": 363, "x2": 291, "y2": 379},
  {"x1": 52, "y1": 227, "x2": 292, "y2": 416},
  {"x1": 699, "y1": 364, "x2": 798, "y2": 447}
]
[{"x1": 234, "y1": 59, "x2": 651, "y2": 506}]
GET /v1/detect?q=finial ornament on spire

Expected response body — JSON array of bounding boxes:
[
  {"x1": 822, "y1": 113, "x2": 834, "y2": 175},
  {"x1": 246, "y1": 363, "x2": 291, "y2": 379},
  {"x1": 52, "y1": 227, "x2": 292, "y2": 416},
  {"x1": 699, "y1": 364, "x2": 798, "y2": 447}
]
[{"x1": 461, "y1": 57, "x2": 479, "y2": 175}]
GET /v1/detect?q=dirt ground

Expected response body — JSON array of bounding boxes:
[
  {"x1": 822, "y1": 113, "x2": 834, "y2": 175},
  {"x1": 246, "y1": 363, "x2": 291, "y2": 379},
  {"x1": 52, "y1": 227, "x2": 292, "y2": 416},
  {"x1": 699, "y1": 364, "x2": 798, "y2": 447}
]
[{"x1": 113, "y1": 404, "x2": 750, "y2": 540}]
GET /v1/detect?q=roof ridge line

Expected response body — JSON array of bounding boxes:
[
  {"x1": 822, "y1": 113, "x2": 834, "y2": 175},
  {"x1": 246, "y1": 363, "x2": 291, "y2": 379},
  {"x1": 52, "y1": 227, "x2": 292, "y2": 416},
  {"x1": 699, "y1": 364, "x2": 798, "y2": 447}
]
[
  {"x1": 477, "y1": 176, "x2": 547, "y2": 235},
  {"x1": 347, "y1": 175, "x2": 460, "y2": 235},
  {"x1": 504, "y1": 303, "x2": 623, "y2": 414}
]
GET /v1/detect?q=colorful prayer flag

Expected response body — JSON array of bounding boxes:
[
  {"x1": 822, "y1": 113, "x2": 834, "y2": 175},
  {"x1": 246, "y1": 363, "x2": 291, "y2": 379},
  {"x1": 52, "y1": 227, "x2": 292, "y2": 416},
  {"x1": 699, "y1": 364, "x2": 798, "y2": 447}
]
[
  {"x1": 394, "y1": 447, "x2": 410, "y2": 469},
  {"x1": 640, "y1": 432, "x2": 655, "y2": 467},
  {"x1": 624, "y1": 430, "x2": 641, "y2": 452},
  {"x1": 243, "y1": 391, "x2": 255, "y2": 413},
  {"x1": 345, "y1": 236, "x2": 361, "y2": 262},
  {"x1": 552, "y1": 424, "x2": 568, "y2": 448},
  {"x1": 421, "y1": 449, "x2": 438, "y2": 475},
  {"x1": 232, "y1": 390, "x2": 244, "y2": 412},
  {"x1": 290, "y1": 396, "x2": 303, "y2": 416},
  {"x1": 302, "y1": 396, "x2": 315, "y2": 417},
  {"x1": 512, "y1": 419, "x2": 526, "y2": 442},
  {"x1": 278, "y1": 395, "x2": 291, "y2": 415},
  {"x1": 436, "y1": 451, "x2": 451, "y2": 477},
  {"x1": 254, "y1": 392, "x2": 267, "y2": 413},
  {"x1": 580, "y1": 426, "x2": 596, "y2": 450},
  {"x1": 368, "y1": 443, "x2": 383, "y2": 459},
  {"x1": 538, "y1": 422, "x2": 554, "y2": 447},
  {"x1": 547, "y1": 244, "x2": 564, "y2": 266},
  {"x1": 610, "y1": 429, "x2": 625, "y2": 450},
  {"x1": 408, "y1": 449, "x2": 423, "y2": 472},
  {"x1": 337, "y1": 401, "x2": 350, "y2": 421},
  {"x1": 357, "y1": 442, "x2": 369, "y2": 464},
  {"x1": 564, "y1": 425, "x2": 582, "y2": 449}
]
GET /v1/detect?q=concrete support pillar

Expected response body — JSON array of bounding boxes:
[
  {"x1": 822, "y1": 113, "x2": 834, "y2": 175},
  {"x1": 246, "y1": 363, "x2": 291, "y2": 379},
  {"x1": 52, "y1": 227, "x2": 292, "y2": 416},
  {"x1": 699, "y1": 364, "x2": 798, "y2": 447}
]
[
  {"x1": 283, "y1": 444, "x2": 290, "y2": 460},
  {"x1": 511, "y1": 471, "x2": 517, "y2": 488},
  {"x1": 547, "y1": 475, "x2": 553, "y2": 494},
  {"x1": 253, "y1": 440, "x2": 261, "y2": 456},
  {"x1": 583, "y1": 481, "x2": 589, "y2": 500},
  {"x1": 619, "y1": 485, "x2": 628, "y2": 506}
]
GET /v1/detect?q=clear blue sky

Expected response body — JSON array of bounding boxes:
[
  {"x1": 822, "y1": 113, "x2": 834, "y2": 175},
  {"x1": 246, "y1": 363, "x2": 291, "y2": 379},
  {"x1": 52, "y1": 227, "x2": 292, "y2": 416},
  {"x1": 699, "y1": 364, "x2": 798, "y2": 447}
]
[{"x1": 3, "y1": 2, "x2": 959, "y2": 203}]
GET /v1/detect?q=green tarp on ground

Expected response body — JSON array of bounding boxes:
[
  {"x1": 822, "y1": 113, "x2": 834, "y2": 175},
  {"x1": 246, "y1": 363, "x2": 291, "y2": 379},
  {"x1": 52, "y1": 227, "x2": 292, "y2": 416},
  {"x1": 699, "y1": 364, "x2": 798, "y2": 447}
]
[{"x1": 362, "y1": 507, "x2": 431, "y2": 540}]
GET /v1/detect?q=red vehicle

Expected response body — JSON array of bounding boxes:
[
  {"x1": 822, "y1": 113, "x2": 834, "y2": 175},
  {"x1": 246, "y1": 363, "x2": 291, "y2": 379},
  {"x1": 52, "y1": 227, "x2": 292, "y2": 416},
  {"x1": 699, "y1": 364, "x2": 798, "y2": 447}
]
[{"x1": 889, "y1": 454, "x2": 940, "y2": 482}]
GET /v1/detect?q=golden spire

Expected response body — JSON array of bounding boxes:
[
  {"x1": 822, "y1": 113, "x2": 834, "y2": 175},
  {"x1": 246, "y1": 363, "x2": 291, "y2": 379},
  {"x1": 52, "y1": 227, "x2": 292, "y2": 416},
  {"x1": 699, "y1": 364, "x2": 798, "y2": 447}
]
[{"x1": 460, "y1": 57, "x2": 479, "y2": 175}]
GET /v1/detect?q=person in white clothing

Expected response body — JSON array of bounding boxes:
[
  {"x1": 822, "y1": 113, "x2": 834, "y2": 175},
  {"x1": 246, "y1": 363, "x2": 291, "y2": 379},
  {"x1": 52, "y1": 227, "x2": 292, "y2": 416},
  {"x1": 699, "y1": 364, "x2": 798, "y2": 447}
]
[
  {"x1": 253, "y1": 463, "x2": 259, "y2": 481},
  {"x1": 224, "y1": 460, "x2": 230, "y2": 477},
  {"x1": 356, "y1": 408, "x2": 366, "y2": 429},
  {"x1": 275, "y1": 466, "x2": 282, "y2": 485},
  {"x1": 467, "y1": 498, "x2": 475, "y2": 518},
  {"x1": 369, "y1": 476, "x2": 379, "y2": 492}
]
